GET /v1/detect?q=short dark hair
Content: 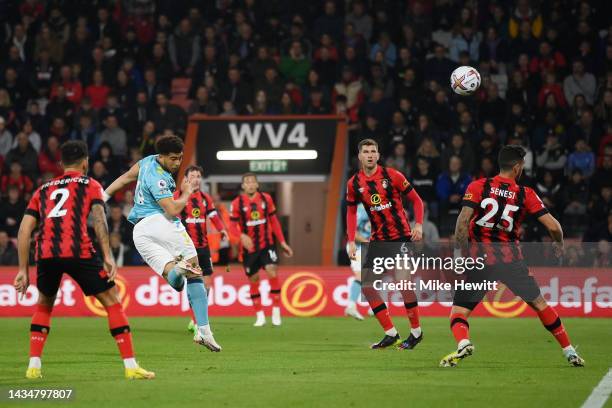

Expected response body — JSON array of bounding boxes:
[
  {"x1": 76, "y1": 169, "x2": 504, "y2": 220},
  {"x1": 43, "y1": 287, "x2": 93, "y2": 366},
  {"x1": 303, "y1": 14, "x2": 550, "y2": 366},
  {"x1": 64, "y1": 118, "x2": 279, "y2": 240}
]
[
  {"x1": 358, "y1": 138, "x2": 379, "y2": 152},
  {"x1": 498, "y1": 145, "x2": 526, "y2": 171},
  {"x1": 61, "y1": 140, "x2": 88, "y2": 166},
  {"x1": 241, "y1": 172, "x2": 258, "y2": 182},
  {"x1": 185, "y1": 165, "x2": 204, "y2": 177},
  {"x1": 155, "y1": 135, "x2": 184, "y2": 155}
]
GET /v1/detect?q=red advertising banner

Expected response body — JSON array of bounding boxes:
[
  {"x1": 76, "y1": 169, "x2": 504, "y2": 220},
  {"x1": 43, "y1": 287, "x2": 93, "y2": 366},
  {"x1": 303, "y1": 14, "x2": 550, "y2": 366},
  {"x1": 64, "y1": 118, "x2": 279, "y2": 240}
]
[{"x1": 1, "y1": 266, "x2": 611, "y2": 318}]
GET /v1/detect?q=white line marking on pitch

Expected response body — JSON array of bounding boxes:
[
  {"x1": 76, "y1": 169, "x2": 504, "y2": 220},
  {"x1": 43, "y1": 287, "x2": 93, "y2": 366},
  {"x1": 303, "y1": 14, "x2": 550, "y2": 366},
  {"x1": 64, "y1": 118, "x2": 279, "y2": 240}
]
[{"x1": 581, "y1": 368, "x2": 612, "y2": 408}]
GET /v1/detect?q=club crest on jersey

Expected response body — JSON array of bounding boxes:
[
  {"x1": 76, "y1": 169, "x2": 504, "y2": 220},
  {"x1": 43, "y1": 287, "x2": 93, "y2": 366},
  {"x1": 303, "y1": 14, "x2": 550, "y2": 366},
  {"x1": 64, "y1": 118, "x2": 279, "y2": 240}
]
[
  {"x1": 381, "y1": 179, "x2": 388, "y2": 189},
  {"x1": 251, "y1": 210, "x2": 261, "y2": 220},
  {"x1": 191, "y1": 208, "x2": 201, "y2": 218},
  {"x1": 370, "y1": 194, "x2": 382, "y2": 205}
]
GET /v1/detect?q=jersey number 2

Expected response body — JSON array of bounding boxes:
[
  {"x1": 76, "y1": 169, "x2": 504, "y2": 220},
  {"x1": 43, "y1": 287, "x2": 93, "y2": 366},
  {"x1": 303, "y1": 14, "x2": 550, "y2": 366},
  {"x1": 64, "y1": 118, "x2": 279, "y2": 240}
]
[
  {"x1": 475, "y1": 198, "x2": 519, "y2": 232},
  {"x1": 48, "y1": 188, "x2": 70, "y2": 218}
]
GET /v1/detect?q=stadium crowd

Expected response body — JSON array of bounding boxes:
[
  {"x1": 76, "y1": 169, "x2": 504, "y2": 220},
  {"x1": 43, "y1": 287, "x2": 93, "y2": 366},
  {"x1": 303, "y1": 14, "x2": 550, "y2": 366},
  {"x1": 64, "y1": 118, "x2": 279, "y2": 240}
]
[{"x1": 0, "y1": 0, "x2": 611, "y2": 266}]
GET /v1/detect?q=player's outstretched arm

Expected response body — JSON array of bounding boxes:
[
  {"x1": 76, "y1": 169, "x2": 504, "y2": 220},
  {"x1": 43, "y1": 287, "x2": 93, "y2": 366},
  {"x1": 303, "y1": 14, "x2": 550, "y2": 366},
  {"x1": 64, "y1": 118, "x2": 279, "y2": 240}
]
[
  {"x1": 92, "y1": 203, "x2": 117, "y2": 281},
  {"x1": 14, "y1": 214, "x2": 37, "y2": 296},
  {"x1": 104, "y1": 162, "x2": 140, "y2": 201},
  {"x1": 538, "y1": 213, "x2": 564, "y2": 256},
  {"x1": 158, "y1": 176, "x2": 194, "y2": 217}
]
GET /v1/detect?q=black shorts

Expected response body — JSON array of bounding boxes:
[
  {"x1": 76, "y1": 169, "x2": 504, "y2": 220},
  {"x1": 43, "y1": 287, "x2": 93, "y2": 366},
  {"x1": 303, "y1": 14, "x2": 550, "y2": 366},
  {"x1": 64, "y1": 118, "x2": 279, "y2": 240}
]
[
  {"x1": 452, "y1": 261, "x2": 541, "y2": 310},
  {"x1": 196, "y1": 247, "x2": 214, "y2": 276},
  {"x1": 362, "y1": 237, "x2": 412, "y2": 271},
  {"x1": 243, "y1": 246, "x2": 278, "y2": 276},
  {"x1": 37, "y1": 257, "x2": 115, "y2": 297}
]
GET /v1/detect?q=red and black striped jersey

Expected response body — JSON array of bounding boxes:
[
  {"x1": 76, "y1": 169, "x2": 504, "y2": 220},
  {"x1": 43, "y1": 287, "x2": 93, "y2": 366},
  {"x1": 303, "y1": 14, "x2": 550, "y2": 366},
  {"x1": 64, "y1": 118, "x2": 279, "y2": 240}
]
[
  {"x1": 462, "y1": 175, "x2": 549, "y2": 263},
  {"x1": 25, "y1": 171, "x2": 105, "y2": 260},
  {"x1": 175, "y1": 190, "x2": 217, "y2": 248},
  {"x1": 230, "y1": 192, "x2": 277, "y2": 253},
  {"x1": 346, "y1": 166, "x2": 413, "y2": 242}
]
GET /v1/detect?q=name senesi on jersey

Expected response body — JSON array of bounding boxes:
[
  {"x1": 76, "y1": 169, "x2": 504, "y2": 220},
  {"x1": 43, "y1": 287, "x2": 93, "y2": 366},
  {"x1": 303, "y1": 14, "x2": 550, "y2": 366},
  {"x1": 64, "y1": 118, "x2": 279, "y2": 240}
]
[{"x1": 490, "y1": 187, "x2": 516, "y2": 199}]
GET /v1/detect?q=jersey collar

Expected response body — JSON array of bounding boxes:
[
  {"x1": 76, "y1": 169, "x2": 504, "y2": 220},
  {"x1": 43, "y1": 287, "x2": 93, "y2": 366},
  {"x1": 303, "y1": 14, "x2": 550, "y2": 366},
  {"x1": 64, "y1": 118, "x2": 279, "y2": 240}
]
[
  {"x1": 63, "y1": 170, "x2": 83, "y2": 176},
  {"x1": 494, "y1": 174, "x2": 516, "y2": 184}
]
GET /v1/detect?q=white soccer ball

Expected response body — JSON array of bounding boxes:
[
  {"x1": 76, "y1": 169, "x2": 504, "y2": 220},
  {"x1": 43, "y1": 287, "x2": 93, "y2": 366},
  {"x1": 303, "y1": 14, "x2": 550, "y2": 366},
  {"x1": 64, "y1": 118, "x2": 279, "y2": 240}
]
[{"x1": 450, "y1": 66, "x2": 481, "y2": 96}]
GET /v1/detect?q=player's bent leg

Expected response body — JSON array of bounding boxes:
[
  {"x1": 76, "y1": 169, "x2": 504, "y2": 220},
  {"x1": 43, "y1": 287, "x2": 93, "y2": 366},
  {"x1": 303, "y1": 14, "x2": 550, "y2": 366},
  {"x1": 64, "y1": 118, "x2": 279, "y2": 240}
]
[
  {"x1": 249, "y1": 272, "x2": 266, "y2": 327},
  {"x1": 265, "y1": 264, "x2": 282, "y2": 326},
  {"x1": 26, "y1": 294, "x2": 56, "y2": 379},
  {"x1": 94, "y1": 287, "x2": 155, "y2": 379},
  {"x1": 440, "y1": 305, "x2": 476, "y2": 367},
  {"x1": 528, "y1": 296, "x2": 585, "y2": 367}
]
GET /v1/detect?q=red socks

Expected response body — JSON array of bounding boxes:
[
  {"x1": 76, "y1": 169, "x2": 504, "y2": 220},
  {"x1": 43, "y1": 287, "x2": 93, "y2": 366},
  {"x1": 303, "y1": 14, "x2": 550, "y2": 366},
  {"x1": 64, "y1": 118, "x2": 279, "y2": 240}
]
[
  {"x1": 404, "y1": 302, "x2": 420, "y2": 329},
  {"x1": 537, "y1": 306, "x2": 571, "y2": 348},
  {"x1": 450, "y1": 313, "x2": 470, "y2": 344},
  {"x1": 371, "y1": 301, "x2": 395, "y2": 331},
  {"x1": 249, "y1": 282, "x2": 262, "y2": 312},
  {"x1": 105, "y1": 303, "x2": 134, "y2": 359},
  {"x1": 30, "y1": 304, "x2": 52, "y2": 358},
  {"x1": 269, "y1": 277, "x2": 281, "y2": 307}
]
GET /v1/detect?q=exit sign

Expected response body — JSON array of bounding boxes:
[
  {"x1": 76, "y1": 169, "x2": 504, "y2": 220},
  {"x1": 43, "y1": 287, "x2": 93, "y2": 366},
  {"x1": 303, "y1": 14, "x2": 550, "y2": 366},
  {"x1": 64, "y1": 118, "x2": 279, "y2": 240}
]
[{"x1": 249, "y1": 160, "x2": 288, "y2": 173}]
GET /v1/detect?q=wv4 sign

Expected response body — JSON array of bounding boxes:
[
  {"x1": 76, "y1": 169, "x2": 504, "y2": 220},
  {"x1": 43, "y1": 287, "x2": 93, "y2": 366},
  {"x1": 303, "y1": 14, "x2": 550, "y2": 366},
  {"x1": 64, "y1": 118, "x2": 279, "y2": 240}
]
[{"x1": 193, "y1": 116, "x2": 342, "y2": 176}]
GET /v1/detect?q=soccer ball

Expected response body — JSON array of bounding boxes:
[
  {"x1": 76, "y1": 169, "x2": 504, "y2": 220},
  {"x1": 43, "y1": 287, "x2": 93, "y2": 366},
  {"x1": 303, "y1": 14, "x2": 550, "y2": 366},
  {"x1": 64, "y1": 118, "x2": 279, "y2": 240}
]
[{"x1": 450, "y1": 66, "x2": 481, "y2": 96}]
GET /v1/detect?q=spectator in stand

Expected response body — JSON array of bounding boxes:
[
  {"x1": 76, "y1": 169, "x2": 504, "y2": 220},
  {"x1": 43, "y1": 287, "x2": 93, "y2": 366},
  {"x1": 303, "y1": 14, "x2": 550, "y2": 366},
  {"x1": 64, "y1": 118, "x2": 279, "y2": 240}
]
[
  {"x1": 1, "y1": 161, "x2": 33, "y2": 197},
  {"x1": 219, "y1": 68, "x2": 252, "y2": 114},
  {"x1": 568, "y1": 108, "x2": 602, "y2": 152},
  {"x1": 563, "y1": 170, "x2": 589, "y2": 217},
  {"x1": 563, "y1": 60, "x2": 596, "y2": 107},
  {"x1": 94, "y1": 142, "x2": 122, "y2": 180},
  {"x1": 188, "y1": 86, "x2": 219, "y2": 115},
  {"x1": 0, "y1": 116, "x2": 12, "y2": 158},
  {"x1": 345, "y1": 0, "x2": 373, "y2": 43},
  {"x1": 84, "y1": 69, "x2": 110, "y2": 109},
  {"x1": 0, "y1": 229, "x2": 18, "y2": 265},
  {"x1": 412, "y1": 157, "x2": 437, "y2": 218},
  {"x1": 109, "y1": 232, "x2": 128, "y2": 267},
  {"x1": 385, "y1": 142, "x2": 409, "y2": 175},
  {"x1": 37, "y1": 136, "x2": 63, "y2": 178},
  {"x1": 538, "y1": 71, "x2": 567, "y2": 109},
  {"x1": 424, "y1": 43, "x2": 455, "y2": 86},
  {"x1": 91, "y1": 160, "x2": 112, "y2": 190},
  {"x1": 108, "y1": 203, "x2": 134, "y2": 246},
  {"x1": 168, "y1": 18, "x2": 200, "y2": 77},
  {"x1": 440, "y1": 133, "x2": 475, "y2": 174},
  {"x1": 279, "y1": 41, "x2": 311, "y2": 86},
  {"x1": 536, "y1": 132, "x2": 567, "y2": 180},
  {"x1": 4, "y1": 132, "x2": 38, "y2": 180},
  {"x1": 449, "y1": 25, "x2": 481, "y2": 63},
  {"x1": 71, "y1": 113, "x2": 100, "y2": 155},
  {"x1": 436, "y1": 155, "x2": 472, "y2": 215},
  {"x1": 332, "y1": 66, "x2": 364, "y2": 123},
  {"x1": 314, "y1": 1, "x2": 344, "y2": 43},
  {"x1": 475, "y1": 156, "x2": 497, "y2": 179},
  {"x1": 99, "y1": 114, "x2": 127, "y2": 158},
  {"x1": 0, "y1": 186, "x2": 26, "y2": 237},
  {"x1": 536, "y1": 170, "x2": 563, "y2": 219},
  {"x1": 150, "y1": 92, "x2": 186, "y2": 136},
  {"x1": 52, "y1": 65, "x2": 82, "y2": 105},
  {"x1": 567, "y1": 139, "x2": 595, "y2": 178},
  {"x1": 135, "y1": 121, "x2": 157, "y2": 157}
]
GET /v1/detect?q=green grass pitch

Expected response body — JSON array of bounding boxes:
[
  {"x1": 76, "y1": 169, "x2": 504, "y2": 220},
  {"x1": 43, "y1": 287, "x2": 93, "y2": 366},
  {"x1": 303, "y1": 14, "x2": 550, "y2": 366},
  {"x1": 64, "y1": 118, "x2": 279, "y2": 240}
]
[{"x1": 1, "y1": 316, "x2": 611, "y2": 408}]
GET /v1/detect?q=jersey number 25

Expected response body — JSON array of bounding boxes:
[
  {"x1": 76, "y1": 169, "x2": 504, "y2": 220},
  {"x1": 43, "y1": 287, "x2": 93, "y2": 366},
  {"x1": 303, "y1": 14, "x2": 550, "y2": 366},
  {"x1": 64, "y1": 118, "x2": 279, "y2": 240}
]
[{"x1": 475, "y1": 198, "x2": 519, "y2": 232}]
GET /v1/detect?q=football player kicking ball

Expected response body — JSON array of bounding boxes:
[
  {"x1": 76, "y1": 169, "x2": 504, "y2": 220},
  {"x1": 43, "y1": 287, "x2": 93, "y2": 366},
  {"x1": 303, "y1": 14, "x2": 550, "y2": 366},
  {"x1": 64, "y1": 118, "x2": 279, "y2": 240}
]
[
  {"x1": 440, "y1": 145, "x2": 584, "y2": 367},
  {"x1": 230, "y1": 173, "x2": 293, "y2": 327},
  {"x1": 344, "y1": 203, "x2": 370, "y2": 321},
  {"x1": 104, "y1": 135, "x2": 221, "y2": 351},
  {"x1": 13, "y1": 141, "x2": 154, "y2": 379},
  {"x1": 346, "y1": 139, "x2": 425, "y2": 349},
  {"x1": 175, "y1": 165, "x2": 229, "y2": 334}
]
